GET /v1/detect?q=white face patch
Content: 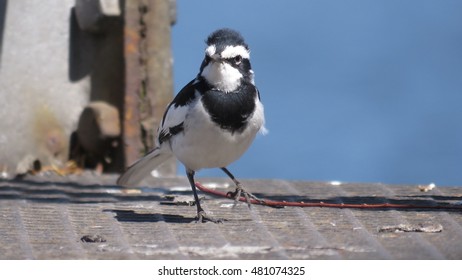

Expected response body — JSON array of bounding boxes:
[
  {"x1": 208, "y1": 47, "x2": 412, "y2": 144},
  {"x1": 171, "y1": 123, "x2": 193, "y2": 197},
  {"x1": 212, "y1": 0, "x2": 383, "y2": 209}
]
[
  {"x1": 205, "y1": 44, "x2": 250, "y2": 60},
  {"x1": 220, "y1": 45, "x2": 250, "y2": 59},
  {"x1": 205, "y1": 45, "x2": 216, "y2": 58},
  {"x1": 200, "y1": 61, "x2": 243, "y2": 93}
]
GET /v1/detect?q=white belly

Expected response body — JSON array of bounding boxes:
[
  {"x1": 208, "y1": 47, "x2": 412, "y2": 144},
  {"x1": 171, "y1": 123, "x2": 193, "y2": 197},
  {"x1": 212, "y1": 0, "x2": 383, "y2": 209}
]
[{"x1": 170, "y1": 97, "x2": 264, "y2": 171}]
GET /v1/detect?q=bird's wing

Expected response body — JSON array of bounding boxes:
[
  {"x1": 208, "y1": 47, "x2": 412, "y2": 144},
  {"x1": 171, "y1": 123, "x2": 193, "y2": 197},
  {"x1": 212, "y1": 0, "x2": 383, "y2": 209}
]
[
  {"x1": 117, "y1": 79, "x2": 199, "y2": 187},
  {"x1": 116, "y1": 147, "x2": 171, "y2": 187},
  {"x1": 157, "y1": 78, "x2": 199, "y2": 145}
]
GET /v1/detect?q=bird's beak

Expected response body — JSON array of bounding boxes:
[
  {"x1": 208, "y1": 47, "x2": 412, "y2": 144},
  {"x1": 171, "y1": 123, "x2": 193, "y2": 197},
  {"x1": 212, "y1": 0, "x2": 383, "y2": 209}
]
[{"x1": 210, "y1": 54, "x2": 223, "y2": 64}]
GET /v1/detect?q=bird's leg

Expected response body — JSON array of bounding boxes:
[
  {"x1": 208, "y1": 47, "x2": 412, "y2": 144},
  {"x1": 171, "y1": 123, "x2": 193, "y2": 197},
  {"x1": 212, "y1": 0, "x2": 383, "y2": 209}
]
[
  {"x1": 221, "y1": 167, "x2": 265, "y2": 207},
  {"x1": 187, "y1": 169, "x2": 222, "y2": 223}
]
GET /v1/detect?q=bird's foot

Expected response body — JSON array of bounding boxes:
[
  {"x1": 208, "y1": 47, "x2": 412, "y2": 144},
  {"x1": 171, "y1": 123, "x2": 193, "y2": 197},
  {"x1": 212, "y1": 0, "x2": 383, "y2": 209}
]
[
  {"x1": 227, "y1": 185, "x2": 266, "y2": 207},
  {"x1": 195, "y1": 210, "x2": 224, "y2": 223}
]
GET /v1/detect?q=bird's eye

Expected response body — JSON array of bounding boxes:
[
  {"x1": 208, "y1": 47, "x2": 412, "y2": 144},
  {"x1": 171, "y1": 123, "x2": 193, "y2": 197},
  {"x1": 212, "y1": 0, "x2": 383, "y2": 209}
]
[{"x1": 233, "y1": 55, "x2": 242, "y2": 64}]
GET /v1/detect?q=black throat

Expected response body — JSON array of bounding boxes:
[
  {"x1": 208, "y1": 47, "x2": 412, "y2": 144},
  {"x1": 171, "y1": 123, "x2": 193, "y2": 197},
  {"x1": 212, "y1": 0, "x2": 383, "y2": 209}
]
[{"x1": 199, "y1": 81, "x2": 257, "y2": 133}]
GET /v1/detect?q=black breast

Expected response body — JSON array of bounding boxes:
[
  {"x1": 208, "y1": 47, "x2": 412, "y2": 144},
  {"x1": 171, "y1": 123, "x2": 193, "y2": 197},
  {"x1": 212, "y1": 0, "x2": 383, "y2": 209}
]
[{"x1": 201, "y1": 83, "x2": 257, "y2": 133}]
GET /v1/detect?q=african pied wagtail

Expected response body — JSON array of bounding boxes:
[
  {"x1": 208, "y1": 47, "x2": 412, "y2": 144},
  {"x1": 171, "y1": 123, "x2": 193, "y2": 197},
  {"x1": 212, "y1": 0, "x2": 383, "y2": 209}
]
[{"x1": 117, "y1": 28, "x2": 266, "y2": 223}]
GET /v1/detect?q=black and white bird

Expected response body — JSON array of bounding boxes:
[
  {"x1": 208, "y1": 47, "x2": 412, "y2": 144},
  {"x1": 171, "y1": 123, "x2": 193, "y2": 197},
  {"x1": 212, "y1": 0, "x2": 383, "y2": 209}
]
[{"x1": 117, "y1": 28, "x2": 266, "y2": 223}]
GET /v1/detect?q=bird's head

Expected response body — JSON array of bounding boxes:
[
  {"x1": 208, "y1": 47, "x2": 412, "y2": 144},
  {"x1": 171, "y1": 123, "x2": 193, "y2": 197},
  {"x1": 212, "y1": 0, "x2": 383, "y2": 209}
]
[{"x1": 199, "y1": 28, "x2": 254, "y2": 93}]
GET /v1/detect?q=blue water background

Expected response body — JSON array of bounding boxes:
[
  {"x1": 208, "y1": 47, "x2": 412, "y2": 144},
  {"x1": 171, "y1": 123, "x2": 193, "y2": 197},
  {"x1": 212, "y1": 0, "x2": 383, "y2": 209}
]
[{"x1": 171, "y1": 0, "x2": 462, "y2": 186}]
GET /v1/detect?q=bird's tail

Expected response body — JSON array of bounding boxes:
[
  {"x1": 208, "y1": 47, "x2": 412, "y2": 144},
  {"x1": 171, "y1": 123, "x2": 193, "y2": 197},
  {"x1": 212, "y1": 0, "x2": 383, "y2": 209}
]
[{"x1": 116, "y1": 147, "x2": 170, "y2": 187}]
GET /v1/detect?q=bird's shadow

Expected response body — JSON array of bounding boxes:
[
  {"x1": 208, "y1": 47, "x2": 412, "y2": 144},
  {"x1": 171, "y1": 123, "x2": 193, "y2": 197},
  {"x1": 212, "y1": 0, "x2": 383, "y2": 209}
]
[{"x1": 103, "y1": 209, "x2": 196, "y2": 224}]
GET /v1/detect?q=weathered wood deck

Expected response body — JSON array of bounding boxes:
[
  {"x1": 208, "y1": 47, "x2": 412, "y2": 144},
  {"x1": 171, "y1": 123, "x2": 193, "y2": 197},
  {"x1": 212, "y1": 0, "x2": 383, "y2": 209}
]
[{"x1": 1, "y1": 173, "x2": 461, "y2": 259}]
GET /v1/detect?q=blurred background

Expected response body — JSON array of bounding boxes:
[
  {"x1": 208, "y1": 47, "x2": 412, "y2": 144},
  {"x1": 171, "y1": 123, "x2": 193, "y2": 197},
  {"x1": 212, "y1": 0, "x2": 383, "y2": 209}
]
[{"x1": 172, "y1": 0, "x2": 462, "y2": 186}]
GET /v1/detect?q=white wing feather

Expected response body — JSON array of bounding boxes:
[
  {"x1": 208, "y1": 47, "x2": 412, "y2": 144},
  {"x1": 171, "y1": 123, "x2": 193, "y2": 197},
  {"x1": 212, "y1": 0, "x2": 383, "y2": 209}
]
[{"x1": 116, "y1": 148, "x2": 171, "y2": 187}]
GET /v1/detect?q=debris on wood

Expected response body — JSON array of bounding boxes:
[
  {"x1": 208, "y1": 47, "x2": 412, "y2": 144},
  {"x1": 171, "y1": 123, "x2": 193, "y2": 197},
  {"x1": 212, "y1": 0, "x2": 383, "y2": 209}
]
[
  {"x1": 378, "y1": 223, "x2": 443, "y2": 233},
  {"x1": 80, "y1": 234, "x2": 106, "y2": 243}
]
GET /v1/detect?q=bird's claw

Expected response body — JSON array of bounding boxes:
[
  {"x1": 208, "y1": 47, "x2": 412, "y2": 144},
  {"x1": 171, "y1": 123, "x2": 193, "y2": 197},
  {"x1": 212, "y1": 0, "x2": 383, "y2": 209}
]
[
  {"x1": 195, "y1": 210, "x2": 224, "y2": 223},
  {"x1": 227, "y1": 187, "x2": 266, "y2": 207}
]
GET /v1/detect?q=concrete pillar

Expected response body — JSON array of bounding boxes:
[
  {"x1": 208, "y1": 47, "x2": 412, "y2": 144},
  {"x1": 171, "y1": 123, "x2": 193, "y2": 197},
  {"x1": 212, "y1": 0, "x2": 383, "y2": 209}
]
[
  {"x1": 0, "y1": 0, "x2": 176, "y2": 177},
  {"x1": 0, "y1": 0, "x2": 90, "y2": 175}
]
